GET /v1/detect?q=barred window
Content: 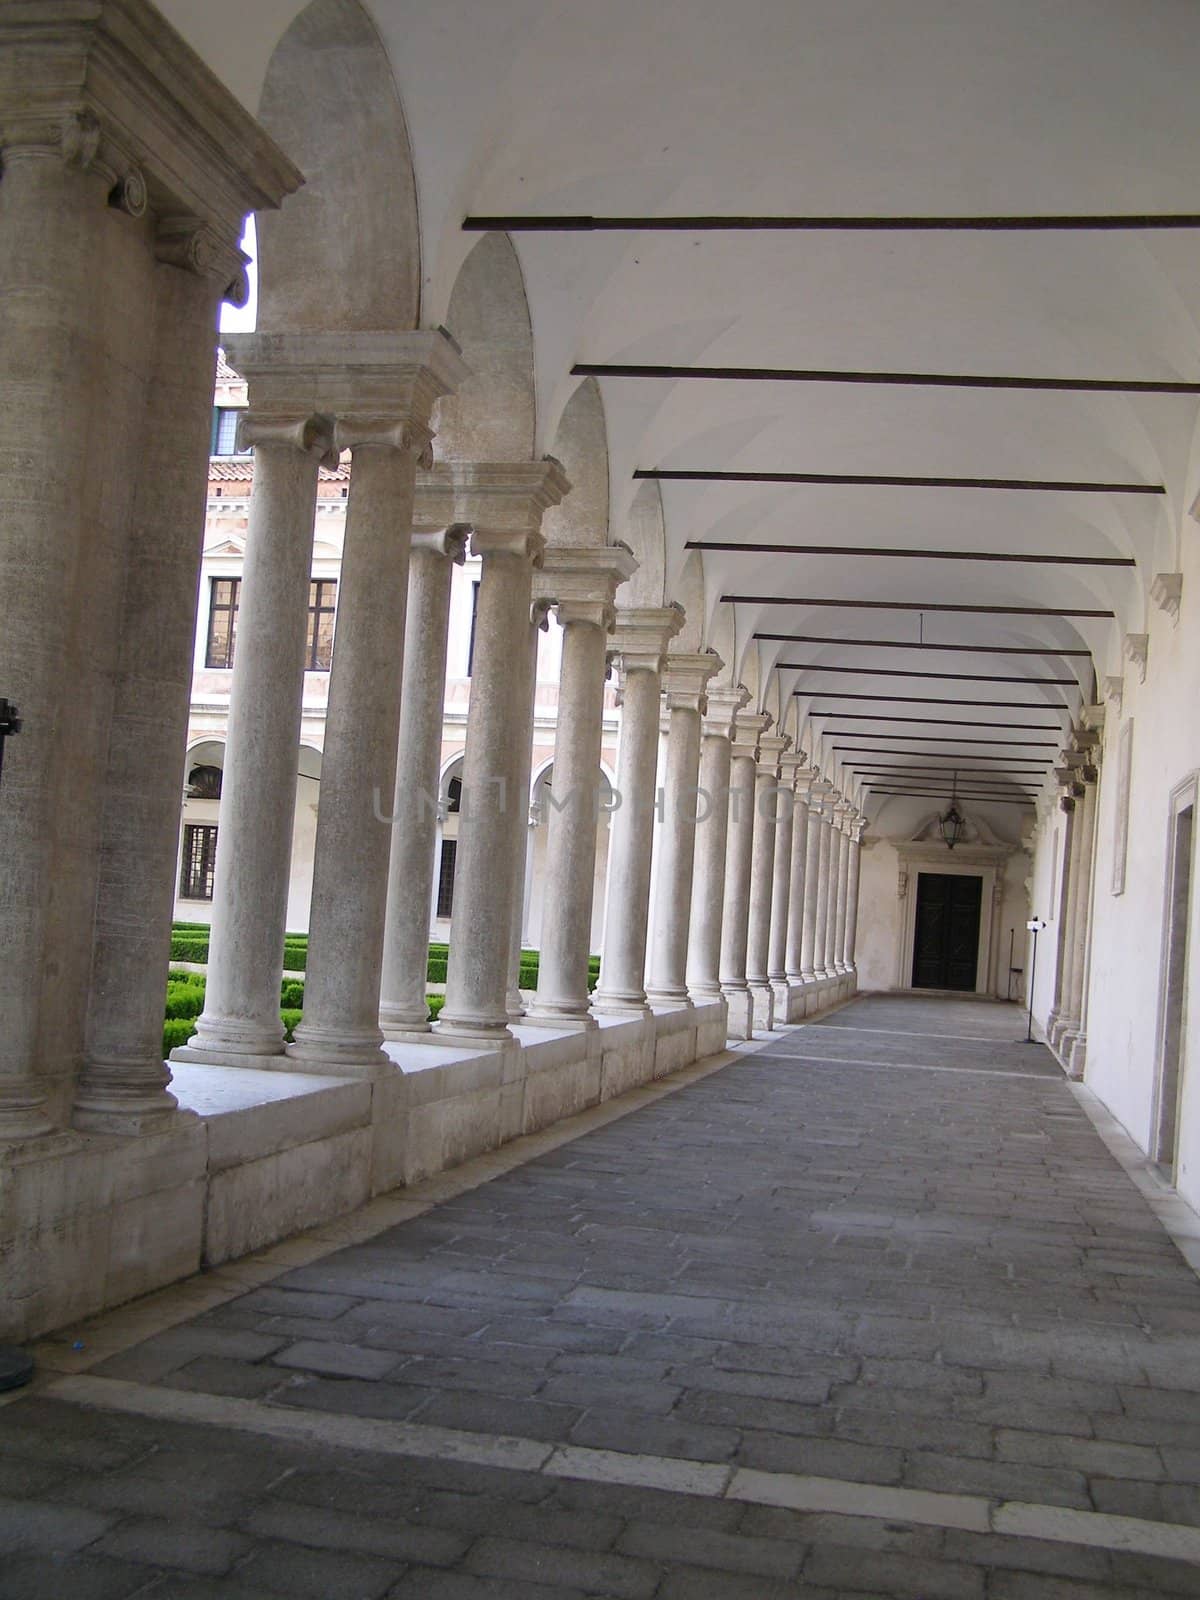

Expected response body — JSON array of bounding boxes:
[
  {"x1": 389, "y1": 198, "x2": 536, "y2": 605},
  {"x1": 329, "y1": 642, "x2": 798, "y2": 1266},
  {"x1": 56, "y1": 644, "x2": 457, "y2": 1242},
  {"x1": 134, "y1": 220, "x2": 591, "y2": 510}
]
[
  {"x1": 205, "y1": 577, "x2": 239, "y2": 668},
  {"x1": 180, "y1": 823, "x2": 219, "y2": 901},
  {"x1": 436, "y1": 839, "x2": 457, "y2": 919},
  {"x1": 306, "y1": 579, "x2": 337, "y2": 671}
]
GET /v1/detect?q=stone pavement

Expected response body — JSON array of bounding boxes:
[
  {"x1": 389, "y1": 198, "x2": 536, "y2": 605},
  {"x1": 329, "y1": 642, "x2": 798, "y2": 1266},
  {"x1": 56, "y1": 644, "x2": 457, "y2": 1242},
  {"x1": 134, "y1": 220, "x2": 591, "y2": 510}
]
[{"x1": 6, "y1": 994, "x2": 1200, "y2": 1596}]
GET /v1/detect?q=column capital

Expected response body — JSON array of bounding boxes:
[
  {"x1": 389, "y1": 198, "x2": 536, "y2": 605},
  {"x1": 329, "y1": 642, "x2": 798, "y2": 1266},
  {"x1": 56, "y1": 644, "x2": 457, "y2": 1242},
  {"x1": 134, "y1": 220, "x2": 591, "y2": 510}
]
[
  {"x1": 703, "y1": 682, "x2": 751, "y2": 740},
  {"x1": 757, "y1": 733, "x2": 792, "y2": 777},
  {"x1": 661, "y1": 650, "x2": 722, "y2": 712},
  {"x1": 411, "y1": 524, "x2": 470, "y2": 564},
  {"x1": 416, "y1": 459, "x2": 570, "y2": 555},
  {"x1": 0, "y1": 0, "x2": 302, "y2": 272},
  {"x1": 534, "y1": 542, "x2": 640, "y2": 628},
  {"x1": 226, "y1": 330, "x2": 468, "y2": 442},
  {"x1": 608, "y1": 604, "x2": 685, "y2": 675},
  {"x1": 730, "y1": 709, "x2": 771, "y2": 761}
]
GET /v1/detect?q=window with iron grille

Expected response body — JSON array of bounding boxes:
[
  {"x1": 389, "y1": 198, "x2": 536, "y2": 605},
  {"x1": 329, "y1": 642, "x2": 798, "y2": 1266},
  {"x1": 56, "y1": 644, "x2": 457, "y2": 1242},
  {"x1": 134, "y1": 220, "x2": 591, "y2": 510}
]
[
  {"x1": 436, "y1": 839, "x2": 457, "y2": 919},
  {"x1": 306, "y1": 579, "x2": 337, "y2": 671},
  {"x1": 205, "y1": 577, "x2": 239, "y2": 668},
  {"x1": 180, "y1": 823, "x2": 219, "y2": 901}
]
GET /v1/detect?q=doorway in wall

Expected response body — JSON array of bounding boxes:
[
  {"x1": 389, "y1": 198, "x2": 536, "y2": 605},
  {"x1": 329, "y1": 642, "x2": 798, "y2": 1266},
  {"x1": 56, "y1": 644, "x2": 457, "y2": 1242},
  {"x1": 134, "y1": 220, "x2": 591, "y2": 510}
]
[
  {"x1": 912, "y1": 872, "x2": 983, "y2": 991},
  {"x1": 1154, "y1": 800, "x2": 1194, "y2": 1174}
]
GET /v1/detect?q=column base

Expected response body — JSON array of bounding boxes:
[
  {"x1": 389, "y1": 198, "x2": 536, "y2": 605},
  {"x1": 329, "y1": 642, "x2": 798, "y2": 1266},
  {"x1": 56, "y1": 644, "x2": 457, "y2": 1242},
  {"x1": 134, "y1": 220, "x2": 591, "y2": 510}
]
[
  {"x1": 285, "y1": 1031, "x2": 392, "y2": 1077},
  {"x1": 433, "y1": 1017, "x2": 514, "y2": 1049},
  {"x1": 748, "y1": 980, "x2": 775, "y2": 1033},
  {"x1": 71, "y1": 1063, "x2": 185, "y2": 1136},
  {"x1": 721, "y1": 984, "x2": 754, "y2": 1042},
  {"x1": 644, "y1": 986, "x2": 691, "y2": 1010},
  {"x1": 592, "y1": 989, "x2": 650, "y2": 1016},
  {"x1": 380, "y1": 1005, "x2": 432, "y2": 1038},
  {"x1": 521, "y1": 1011, "x2": 597, "y2": 1032},
  {"x1": 1067, "y1": 1032, "x2": 1088, "y2": 1079},
  {"x1": 175, "y1": 1015, "x2": 286, "y2": 1065}
]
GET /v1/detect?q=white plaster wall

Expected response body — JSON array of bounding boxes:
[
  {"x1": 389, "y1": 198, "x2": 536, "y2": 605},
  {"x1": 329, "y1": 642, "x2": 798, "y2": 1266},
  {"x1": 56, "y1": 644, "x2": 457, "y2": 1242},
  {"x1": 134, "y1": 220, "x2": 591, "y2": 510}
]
[
  {"x1": 1054, "y1": 538, "x2": 1200, "y2": 1185},
  {"x1": 854, "y1": 838, "x2": 901, "y2": 993}
]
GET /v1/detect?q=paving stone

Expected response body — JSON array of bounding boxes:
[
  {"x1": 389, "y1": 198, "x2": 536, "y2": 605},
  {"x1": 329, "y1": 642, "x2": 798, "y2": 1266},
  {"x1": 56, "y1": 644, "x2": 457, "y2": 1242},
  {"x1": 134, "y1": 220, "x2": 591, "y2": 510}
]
[
  {"x1": 271, "y1": 1376, "x2": 436, "y2": 1422},
  {"x1": 995, "y1": 1426, "x2": 1164, "y2": 1480},
  {"x1": 802, "y1": 1540, "x2": 987, "y2": 1597},
  {"x1": 462, "y1": 1534, "x2": 661, "y2": 1598},
  {"x1": 94, "y1": 1517, "x2": 252, "y2": 1575},
  {"x1": 616, "y1": 1519, "x2": 804, "y2": 1578},
  {"x1": 415, "y1": 1389, "x2": 582, "y2": 1442},
  {"x1": 160, "y1": 1356, "x2": 291, "y2": 1400},
  {"x1": 235, "y1": 1288, "x2": 361, "y2": 1321},
  {"x1": 737, "y1": 1431, "x2": 904, "y2": 1484},
  {"x1": 0, "y1": 1496, "x2": 118, "y2": 1556},
  {"x1": 0, "y1": 1553, "x2": 154, "y2": 1600},
  {"x1": 271, "y1": 1340, "x2": 404, "y2": 1380},
  {"x1": 242, "y1": 1500, "x2": 469, "y2": 1566},
  {"x1": 92, "y1": 1326, "x2": 289, "y2": 1382},
  {"x1": 568, "y1": 1404, "x2": 741, "y2": 1462},
  {"x1": 655, "y1": 1571, "x2": 831, "y2": 1600},
  {"x1": 231, "y1": 1538, "x2": 404, "y2": 1598},
  {"x1": 404, "y1": 1489, "x2": 621, "y2": 1550},
  {"x1": 537, "y1": 1372, "x2": 682, "y2": 1414},
  {"x1": 385, "y1": 1571, "x2": 588, "y2": 1600}
]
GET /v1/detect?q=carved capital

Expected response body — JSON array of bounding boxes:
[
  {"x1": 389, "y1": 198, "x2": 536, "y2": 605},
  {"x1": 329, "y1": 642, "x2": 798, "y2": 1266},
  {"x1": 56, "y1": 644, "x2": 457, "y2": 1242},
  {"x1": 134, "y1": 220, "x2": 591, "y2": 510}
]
[
  {"x1": 1123, "y1": 632, "x2": 1148, "y2": 683},
  {"x1": 702, "y1": 681, "x2": 751, "y2": 741},
  {"x1": 237, "y1": 411, "x2": 336, "y2": 464},
  {"x1": 335, "y1": 417, "x2": 434, "y2": 463},
  {"x1": 156, "y1": 216, "x2": 249, "y2": 303},
  {"x1": 661, "y1": 649, "x2": 722, "y2": 713},
  {"x1": 757, "y1": 732, "x2": 792, "y2": 777},
  {"x1": 1151, "y1": 571, "x2": 1183, "y2": 623},
  {"x1": 606, "y1": 603, "x2": 685, "y2": 676},
  {"x1": 555, "y1": 597, "x2": 615, "y2": 631},
  {"x1": 411, "y1": 525, "x2": 470, "y2": 565},
  {"x1": 534, "y1": 542, "x2": 639, "y2": 617}
]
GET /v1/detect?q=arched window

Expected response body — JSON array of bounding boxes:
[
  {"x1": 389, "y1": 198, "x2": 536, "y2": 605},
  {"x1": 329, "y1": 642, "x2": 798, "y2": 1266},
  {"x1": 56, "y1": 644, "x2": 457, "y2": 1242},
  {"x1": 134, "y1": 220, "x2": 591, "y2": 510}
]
[
  {"x1": 446, "y1": 775, "x2": 463, "y2": 814},
  {"x1": 187, "y1": 764, "x2": 223, "y2": 800}
]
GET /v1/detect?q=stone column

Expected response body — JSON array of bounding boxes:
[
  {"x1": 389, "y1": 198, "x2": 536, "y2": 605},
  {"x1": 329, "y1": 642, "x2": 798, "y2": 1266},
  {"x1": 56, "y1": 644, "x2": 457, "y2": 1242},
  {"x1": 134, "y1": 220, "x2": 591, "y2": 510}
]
[
  {"x1": 768, "y1": 754, "x2": 801, "y2": 1010},
  {"x1": 436, "y1": 463, "x2": 570, "y2": 1044},
  {"x1": 75, "y1": 230, "x2": 248, "y2": 1134},
  {"x1": 1049, "y1": 762, "x2": 1087, "y2": 1048},
  {"x1": 747, "y1": 732, "x2": 789, "y2": 1032},
  {"x1": 176, "y1": 342, "x2": 336, "y2": 1066},
  {"x1": 594, "y1": 608, "x2": 684, "y2": 1014},
  {"x1": 824, "y1": 800, "x2": 844, "y2": 981},
  {"x1": 812, "y1": 791, "x2": 836, "y2": 982},
  {"x1": 506, "y1": 602, "x2": 550, "y2": 1019},
  {"x1": 686, "y1": 683, "x2": 747, "y2": 1002},
  {"x1": 378, "y1": 524, "x2": 468, "y2": 1036},
  {"x1": 799, "y1": 781, "x2": 828, "y2": 986},
  {"x1": 645, "y1": 653, "x2": 721, "y2": 1005},
  {"x1": 0, "y1": 5, "x2": 299, "y2": 1139},
  {"x1": 720, "y1": 713, "x2": 770, "y2": 1039},
  {"x1": 844, "y1": 818, "x2": 865, "y2": 976},
  {"x1": 529, "y1": 547, "x2": 638, "y2": 1026},
  {"x1": 785, "y1": 769, "x2": 813, "y2": 983},
  {"x1": 832, "y1": 804, "x2": 852, "y2": 976},
  {"x1": 288, "y1": 339, "x2": 467, "y2": 1071}
]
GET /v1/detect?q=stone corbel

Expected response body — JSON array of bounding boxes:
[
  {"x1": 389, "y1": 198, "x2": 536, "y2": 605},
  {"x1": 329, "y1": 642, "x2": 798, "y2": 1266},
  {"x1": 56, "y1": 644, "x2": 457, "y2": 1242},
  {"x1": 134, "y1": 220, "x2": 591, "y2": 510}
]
[
  {"x1": 1102, "y1": 675, "x2": 1124, "y2": 715},
  {"x1": 1151, "y1": 572, "x2": 1183, "y2": 624},
  {"x1": 703, "y1": 681, "x2": 751, "y2": 741},
  {"x1": 410, "y1": 524, "x2": 471, "y2": 565},
  {"x1": 731, "y1": 709, "x2": 772, "y2": 762},
  {"x1": 757, "y1": 732, "x2": 792, "y2": 779},
  {"x1": 1123, "y1": 632, "x2": 1149, "y2": 684},
  {"x1": 534, "y1": 542, "x2": 640, "y2": 625},
  {"x1": 661, "y1": 650, "x2": 722, "y2": 714}
]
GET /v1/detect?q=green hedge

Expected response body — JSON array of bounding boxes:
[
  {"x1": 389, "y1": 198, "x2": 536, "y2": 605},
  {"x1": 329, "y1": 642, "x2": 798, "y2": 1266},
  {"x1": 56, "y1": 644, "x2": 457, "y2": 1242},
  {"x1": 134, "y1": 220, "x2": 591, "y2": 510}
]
[
  {"x1": 427, "y1": 995, "x2": 445, "y2": 1022},
  {"x1": 163, "y1": 1017, "x2": 197, "y2": 1052}
]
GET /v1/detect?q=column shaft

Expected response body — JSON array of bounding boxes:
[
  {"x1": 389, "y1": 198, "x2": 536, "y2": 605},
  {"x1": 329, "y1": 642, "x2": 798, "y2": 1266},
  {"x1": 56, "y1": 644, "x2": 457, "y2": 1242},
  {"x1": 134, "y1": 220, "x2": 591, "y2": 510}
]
[
  {"x1": 506, "y1": 608, "x2": 546, "y2": 1018},
  {"x1": 844, "y1": 831, "x2": 863, "y2": 971},
  {"x1": 786, "y1": 785, "x2": 811, "y2": 977},
  {"x1": 75, "y1": 252, "x2": 225, "y2": 1131},
  {"x1": 530, "y1": 612, "x2": 611, "y2": 1022},
  {"x1": 595, "y1": 665, "x2": 664, "y2": 1010},
  {"x1": 380, "y1": 532, "x2": 467, "y2": 1036},
  {"x1": 645, "y1": 705, "x2": 704, "y2": 1002},
  {"x1": 686, "y1": 728, "x2": 734, "y2": 997},
  {"x1": 745, "y1": 767, "x2": 778, "y2": 1011},
  {"x1": 181, "y1": 425, "x2": 328, "y2": 1062},
  {"x1": 833, "y1": 821, "x2": 850, "y2": 974},
  {"x1": 768, "y1": 785, "x2": 794, "y2": 983},
  {"x1": 812, "y1": 807, "x2": 834, "y2": 980},
  {"x1": 1063, "y1": 773, "x2": 1099, "y2": 1029},
  {"x1": 439, "y1": 545, "x2": 541, "y2": 1039},
  {"x1": 290, "y1": 438, "x2": 421, "y2": 1067},
  {"x1": 824, "y1": 817, "x2": 841, "y2": 979},
  {"x1": 799, "y1": 795, "x2": 824, "y2": 982}
]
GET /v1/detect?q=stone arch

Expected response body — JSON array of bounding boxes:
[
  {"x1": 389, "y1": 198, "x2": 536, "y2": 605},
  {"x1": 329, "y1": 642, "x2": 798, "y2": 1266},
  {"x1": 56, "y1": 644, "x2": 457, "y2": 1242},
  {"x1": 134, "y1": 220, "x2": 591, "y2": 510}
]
[
  {"x1": 436, "y1": 233, "x2": 536, "y2": 463},
  {"x1": 617, "y1": 478, "x2": 667, "y2": 609},
  {"x1": 542, "y1": 379, "x2": 610, "y2": 548},
  {"x1": 255, "y1": 0, "x2": 420, "y2": 333}
]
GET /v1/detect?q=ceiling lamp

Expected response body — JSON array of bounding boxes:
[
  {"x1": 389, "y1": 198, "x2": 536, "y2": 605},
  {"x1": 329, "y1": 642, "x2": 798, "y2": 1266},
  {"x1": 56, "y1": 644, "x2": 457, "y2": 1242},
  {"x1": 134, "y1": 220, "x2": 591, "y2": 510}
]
[{"x1": 939, "y1": 772, "x2": 967, "y2": 851}]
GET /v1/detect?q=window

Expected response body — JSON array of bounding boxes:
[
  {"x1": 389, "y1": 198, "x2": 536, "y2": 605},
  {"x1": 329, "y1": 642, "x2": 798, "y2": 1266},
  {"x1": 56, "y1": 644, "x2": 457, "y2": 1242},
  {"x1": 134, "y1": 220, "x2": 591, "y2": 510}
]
[
  {"x1": 436, "y1": 839, "x2": 457, "y2": 919},
  {"x1": 445, "y1": 775, "x2": 462, "y2": 814},
  {"x1": 187, "y1": 764, "x2": 223, "y2": 800},
  {"x1": 306, "y1": 579, "x2": 337, "y2": 671},
  {"x1": 204, "y1": 577, "x2": 336, "y2": 671},
  {"x1": 205, "y1": 577, "x2": 239, "y2": 668},
  {"x1": 180, "y1": 823, "x2": 219, "y2": 901},
  {"x1": 210, "y1": 406, "x2": 248, "y2": 456},
  {"x1": 466, "y1": 580, "x2": 480, "y2": 676}
]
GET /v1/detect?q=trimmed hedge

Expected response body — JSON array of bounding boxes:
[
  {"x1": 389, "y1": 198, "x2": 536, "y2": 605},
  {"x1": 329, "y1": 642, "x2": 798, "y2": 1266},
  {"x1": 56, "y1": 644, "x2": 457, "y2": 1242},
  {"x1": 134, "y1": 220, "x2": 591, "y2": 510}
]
[
  {"x1": 427, "y1": 995, "x2": 445, "y2": 1022},
  {"x1": 163, "y1": 1017, "x2": 197, "y2": 1052}
]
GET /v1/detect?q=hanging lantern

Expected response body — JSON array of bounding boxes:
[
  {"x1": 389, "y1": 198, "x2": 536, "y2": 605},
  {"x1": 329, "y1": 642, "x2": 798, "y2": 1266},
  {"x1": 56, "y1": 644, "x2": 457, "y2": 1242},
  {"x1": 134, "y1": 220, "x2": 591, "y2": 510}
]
[{"x1": 939, "y1": 771, "x2": 966, "y2": 850}]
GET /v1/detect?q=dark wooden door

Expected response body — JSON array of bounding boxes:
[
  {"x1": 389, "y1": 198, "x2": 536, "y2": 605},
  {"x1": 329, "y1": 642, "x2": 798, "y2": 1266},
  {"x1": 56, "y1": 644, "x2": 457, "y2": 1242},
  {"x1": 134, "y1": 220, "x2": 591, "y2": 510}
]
[{"x1": 912, "y1": 872, "x2": 982, "y2": 991}]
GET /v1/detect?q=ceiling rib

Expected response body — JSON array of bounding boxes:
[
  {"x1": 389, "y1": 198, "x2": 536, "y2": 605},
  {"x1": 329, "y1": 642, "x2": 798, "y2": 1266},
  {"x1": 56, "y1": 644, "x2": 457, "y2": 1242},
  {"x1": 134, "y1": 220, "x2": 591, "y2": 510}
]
[
  {"x1": 760, "y1": 633, "x2": 1092, "y2": 657},
  {"x1": 802, "y1": 696, "x2": 1071, "y2": 709},
  {"x1": 728, "y1": 595, "x2": 1113, "y2": 617},
  {"x1": 822, "y1": 731, "x2": 1057, "y2": 746},
  {"x1": 660, "y1": 473, "x2": 1158, "y2": 501},
  {"x1": 574, "y1": 363, "x2": 1200, "y2": 394},
  {"x1": 832, "y1": 746, "x2": 1054, "y2": 762},
  {"x1": 790, "y1": 666, "x2": 1077, "y2": 684},
  {"x1": 865, "y1": 789, "x2": 1035, "y2": 807},
  {"x1": 806, "y1": 713, "x2": 1062, "y2": 730},
  {"x1": 468, "y1": 213, "x2": 1200, "y2": 232}
]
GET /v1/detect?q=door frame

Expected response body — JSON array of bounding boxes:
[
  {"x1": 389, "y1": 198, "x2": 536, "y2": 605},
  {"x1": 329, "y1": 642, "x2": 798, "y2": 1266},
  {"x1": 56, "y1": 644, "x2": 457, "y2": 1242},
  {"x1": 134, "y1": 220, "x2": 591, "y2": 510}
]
[
  {"x1": 910, "y1": 869, "x2": 985, "y2": 993},
  {"x1": 895, "y1": 843, "x2": 1009, "y2": 997},
  {"x1": 1151, "y1": 771, "x2": 1199, "y2": 1168}
]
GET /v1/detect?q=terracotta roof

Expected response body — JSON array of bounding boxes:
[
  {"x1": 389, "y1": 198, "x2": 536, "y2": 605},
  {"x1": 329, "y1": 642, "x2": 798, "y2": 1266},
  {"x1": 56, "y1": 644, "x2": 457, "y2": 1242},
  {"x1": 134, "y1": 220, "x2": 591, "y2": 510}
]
[{"x1": 208, "y1": 457, "x2": 351, "y2": 482}]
